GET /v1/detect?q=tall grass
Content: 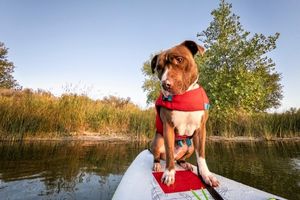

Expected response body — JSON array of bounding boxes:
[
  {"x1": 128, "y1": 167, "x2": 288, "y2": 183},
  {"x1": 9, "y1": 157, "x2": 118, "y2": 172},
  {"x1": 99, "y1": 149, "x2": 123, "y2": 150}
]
[
  {"x1": 206, "y1": 108, "x2": 300, "y2": 139},
  {"x1": 0, "y1": 88, "x2": 299, "y2": 140},
  {"x1": 0, "y1": 89, "x2": 155, "y2": 140}
]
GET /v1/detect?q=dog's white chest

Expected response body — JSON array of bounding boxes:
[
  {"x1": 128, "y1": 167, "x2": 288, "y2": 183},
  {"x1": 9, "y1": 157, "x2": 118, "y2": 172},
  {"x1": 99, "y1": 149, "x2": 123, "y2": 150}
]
[{"x1": 171, "y1": 110, "x2": 204, "y2": 136}]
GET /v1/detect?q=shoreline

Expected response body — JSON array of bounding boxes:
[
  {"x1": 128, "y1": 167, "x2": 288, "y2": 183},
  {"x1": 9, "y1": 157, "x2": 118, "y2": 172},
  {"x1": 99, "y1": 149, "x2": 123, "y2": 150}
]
[
  {"x1": 1, "y1": 133, "x2": 299, "y2": 142},
  {"x1": 207, "y1": 135, "x2": 300, "y2": 142}
]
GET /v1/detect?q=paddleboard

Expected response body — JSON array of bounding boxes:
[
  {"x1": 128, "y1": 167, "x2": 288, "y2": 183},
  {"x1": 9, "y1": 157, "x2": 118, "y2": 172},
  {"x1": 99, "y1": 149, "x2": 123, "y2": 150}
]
[{"x1": 113, "y1": 150, "x2": 286, "y2": 200}]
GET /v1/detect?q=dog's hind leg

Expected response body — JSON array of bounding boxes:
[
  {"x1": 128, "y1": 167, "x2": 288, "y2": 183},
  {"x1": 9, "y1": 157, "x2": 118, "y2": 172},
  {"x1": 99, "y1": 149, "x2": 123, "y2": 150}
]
[
  {"x1": 151, "y1": 133, "x2": 165, "y2": 171},
  {"x1": 176, "y1": 142, "x2": 194, "y2": 170}
]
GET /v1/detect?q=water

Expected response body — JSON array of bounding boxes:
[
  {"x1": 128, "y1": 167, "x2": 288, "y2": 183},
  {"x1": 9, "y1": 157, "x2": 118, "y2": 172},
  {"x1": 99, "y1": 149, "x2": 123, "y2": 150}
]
[{"x1": 0, "y1": 140, "x2": 299, "y2": 200}]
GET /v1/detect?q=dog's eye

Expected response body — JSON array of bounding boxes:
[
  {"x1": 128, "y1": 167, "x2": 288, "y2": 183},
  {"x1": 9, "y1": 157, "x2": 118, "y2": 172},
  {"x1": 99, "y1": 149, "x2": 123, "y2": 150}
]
[
  {"x1": 175, "y1": 57, "x2": 183, "y2": 63},
  {"x1": 156, "y1": 66, "x2": 163, "y2": 73}
]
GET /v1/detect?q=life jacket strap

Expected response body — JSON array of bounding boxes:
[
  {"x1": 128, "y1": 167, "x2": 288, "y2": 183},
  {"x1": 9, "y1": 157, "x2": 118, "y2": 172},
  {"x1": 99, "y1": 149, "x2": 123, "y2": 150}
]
[{"x1": 176, "y1": 137, "x2": 192, "y2": 147}]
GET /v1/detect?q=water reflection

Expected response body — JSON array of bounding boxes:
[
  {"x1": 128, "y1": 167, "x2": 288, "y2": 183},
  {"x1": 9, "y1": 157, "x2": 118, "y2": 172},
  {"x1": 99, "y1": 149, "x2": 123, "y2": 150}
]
[
  {"x1": 0, "y1": 141, "x2": 148, "y2": 200},
  {"x1": 0, "y1": 140, "x2": 299, "y2": 200},
  {"x1": 200, "y1": 142, "x2": 300, "y2": 200}
]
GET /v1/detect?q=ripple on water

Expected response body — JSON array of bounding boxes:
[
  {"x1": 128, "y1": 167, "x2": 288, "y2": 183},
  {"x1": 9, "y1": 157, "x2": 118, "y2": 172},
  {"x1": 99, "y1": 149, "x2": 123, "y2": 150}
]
[{"x1": 290, "y1": 158, "x2": 300, "y2": 170}]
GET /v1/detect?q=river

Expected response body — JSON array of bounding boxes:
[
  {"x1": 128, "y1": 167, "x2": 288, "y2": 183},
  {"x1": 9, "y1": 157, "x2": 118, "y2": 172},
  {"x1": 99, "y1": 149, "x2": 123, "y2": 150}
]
[{"x1": 0, "y1": 140, "x2": 299, "y2": 200}]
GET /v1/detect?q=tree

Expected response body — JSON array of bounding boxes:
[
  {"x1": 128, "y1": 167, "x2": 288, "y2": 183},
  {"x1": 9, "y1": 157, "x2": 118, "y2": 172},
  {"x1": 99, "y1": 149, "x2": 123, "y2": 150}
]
[
  {"x1": 197, "y1": 0, "x2": 282, "y2": 116},
  {"x1": 0, "y1": 42, "x2": 18, "y2": 89},
  {"x1": 141, "y1": 0, "x2": 282, "y2": 116},
  {"x1": 141, "y1": 54, "x2": 161, "y2": 104}
]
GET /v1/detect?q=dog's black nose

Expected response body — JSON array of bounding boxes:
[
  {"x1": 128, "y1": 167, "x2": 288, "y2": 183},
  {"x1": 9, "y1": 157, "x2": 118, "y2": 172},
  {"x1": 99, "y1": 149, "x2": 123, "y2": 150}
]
[{"x1": 162, "y1": 80, "x2": 171, "y2": 90}]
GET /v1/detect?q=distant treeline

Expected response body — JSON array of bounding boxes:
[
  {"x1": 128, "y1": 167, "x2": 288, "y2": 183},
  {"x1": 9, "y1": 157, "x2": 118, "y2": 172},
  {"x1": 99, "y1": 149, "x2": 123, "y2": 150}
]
[{"x1": 0, "y1": 89, "x2": 299, "y2": 140}]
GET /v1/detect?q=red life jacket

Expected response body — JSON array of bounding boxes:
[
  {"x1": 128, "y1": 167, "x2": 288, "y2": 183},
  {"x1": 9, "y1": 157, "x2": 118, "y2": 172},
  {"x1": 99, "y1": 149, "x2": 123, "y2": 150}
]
[{"x1": 155, "y1": 86, "x2": 209, "y2": 140}]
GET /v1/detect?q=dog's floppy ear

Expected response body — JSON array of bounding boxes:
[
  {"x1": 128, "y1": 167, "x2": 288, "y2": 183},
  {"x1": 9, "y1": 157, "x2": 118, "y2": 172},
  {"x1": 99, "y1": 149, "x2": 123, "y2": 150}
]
[
  {"x1": 151, "y1": 55, "x2": 158, "y2": 74},
  {"x1": 181, "y1": 40, "x2": 205, "y2": 56}
]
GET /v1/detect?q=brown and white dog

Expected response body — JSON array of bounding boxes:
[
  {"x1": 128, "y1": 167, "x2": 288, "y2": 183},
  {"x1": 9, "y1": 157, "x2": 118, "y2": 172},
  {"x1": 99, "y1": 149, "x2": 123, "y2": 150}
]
[{"x1": 150, "y1": 40, "x2": 219, "y2": 187}]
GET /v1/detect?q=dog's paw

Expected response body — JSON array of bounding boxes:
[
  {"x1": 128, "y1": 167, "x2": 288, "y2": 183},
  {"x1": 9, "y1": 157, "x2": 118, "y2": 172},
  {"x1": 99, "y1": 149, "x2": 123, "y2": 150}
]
[
  {"x1": 153, "y1": 162, "x2": 161, "y2": 172},
  {"x1": 202, "y1": 172, "x2": 220, "y2": 187},
  {"x1": 197, "y1": 156, "x2": 220, "y2": 187},
  {"x1": 161, "y1": 169, "x2": 175, "y2": 186},
  {"x1": 177, "y1": 161, "x2": 193, "y2": 171}
]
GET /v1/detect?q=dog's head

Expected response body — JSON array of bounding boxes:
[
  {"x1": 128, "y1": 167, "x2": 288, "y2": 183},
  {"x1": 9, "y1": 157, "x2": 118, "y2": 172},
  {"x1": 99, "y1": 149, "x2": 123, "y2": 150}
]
[{"x1": 151, "y1": 40, "x2": 205, "y2": 96}]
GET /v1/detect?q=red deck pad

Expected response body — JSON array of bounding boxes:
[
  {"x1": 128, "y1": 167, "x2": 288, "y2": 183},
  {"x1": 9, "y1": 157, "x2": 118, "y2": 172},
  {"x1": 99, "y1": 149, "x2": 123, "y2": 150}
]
[{"x1": 152, "y1": 170, "x2": 206, "y2": 194}]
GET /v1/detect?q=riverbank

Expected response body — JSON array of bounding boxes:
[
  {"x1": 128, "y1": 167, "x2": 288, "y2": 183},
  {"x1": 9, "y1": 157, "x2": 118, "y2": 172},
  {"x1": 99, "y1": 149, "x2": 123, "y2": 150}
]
[
  {"x1": 207, "y1": 135, "x2": 300, "y2": 142},
  {"x1": 1, "y1": 132, "x2": 300, "y2": 143}
]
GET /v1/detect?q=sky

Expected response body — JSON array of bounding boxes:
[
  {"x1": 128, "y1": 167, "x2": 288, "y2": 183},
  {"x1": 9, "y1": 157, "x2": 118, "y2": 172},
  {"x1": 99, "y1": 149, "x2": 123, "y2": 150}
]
[{"x1": 0, "y1": 0, "x2": 299, "y2": 111}]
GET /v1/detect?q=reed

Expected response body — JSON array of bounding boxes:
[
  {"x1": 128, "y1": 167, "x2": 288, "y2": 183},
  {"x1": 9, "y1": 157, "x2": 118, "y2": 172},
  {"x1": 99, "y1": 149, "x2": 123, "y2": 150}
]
[
  {"x1": 0, "y1": 88, "x2": 299, "y2": 140},
  {"x1": 206, "y1": 108, "x2": 300, "y2": 139},
  {"x1": 0, "y1": 89, "x2": 155, "y2": 140}
]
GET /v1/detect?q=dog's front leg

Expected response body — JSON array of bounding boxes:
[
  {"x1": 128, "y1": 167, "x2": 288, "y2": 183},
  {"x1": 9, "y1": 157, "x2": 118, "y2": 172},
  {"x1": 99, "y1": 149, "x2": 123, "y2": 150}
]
[
  {"x1": 160, "y1": 108, "x2": 175, "y2": 186},
  {"x1": 193, "y1": 111, "x2": 219, "y2": 187},
  {"x1": 151, "y1": 133, "x2": 164, "y2": 171}
]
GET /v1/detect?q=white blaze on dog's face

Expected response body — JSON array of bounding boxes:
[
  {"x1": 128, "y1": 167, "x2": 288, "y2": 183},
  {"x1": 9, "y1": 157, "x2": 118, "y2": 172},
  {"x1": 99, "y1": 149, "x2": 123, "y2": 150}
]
[{"x1": 151, "y1": 41, "x2": 205, "y2": 96}]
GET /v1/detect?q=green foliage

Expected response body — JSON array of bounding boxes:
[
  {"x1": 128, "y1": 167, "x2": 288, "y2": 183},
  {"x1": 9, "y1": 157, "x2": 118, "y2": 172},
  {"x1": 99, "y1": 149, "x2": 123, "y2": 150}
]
[
  {"x1": 141, "y1": 55, "x2": 161, "y2": 104},
  {"x1": 0, "y1": 89, "x2": 299, "y2": 139},
  {"x1": 206, "y1": 108, "x2": 300, "y2": 139},
  {"x1": 0, "y1": 89, "x2": 155, "y2": 139},
  {"x1": 197, "y1": 0, "x2": 282, "y2": 116},
  {"x1": 0, "y1": 42, "x2": 18, "y2": 89},
  {"x1": 141, "y1": 1, "x2": 282, "y2": 114}
]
